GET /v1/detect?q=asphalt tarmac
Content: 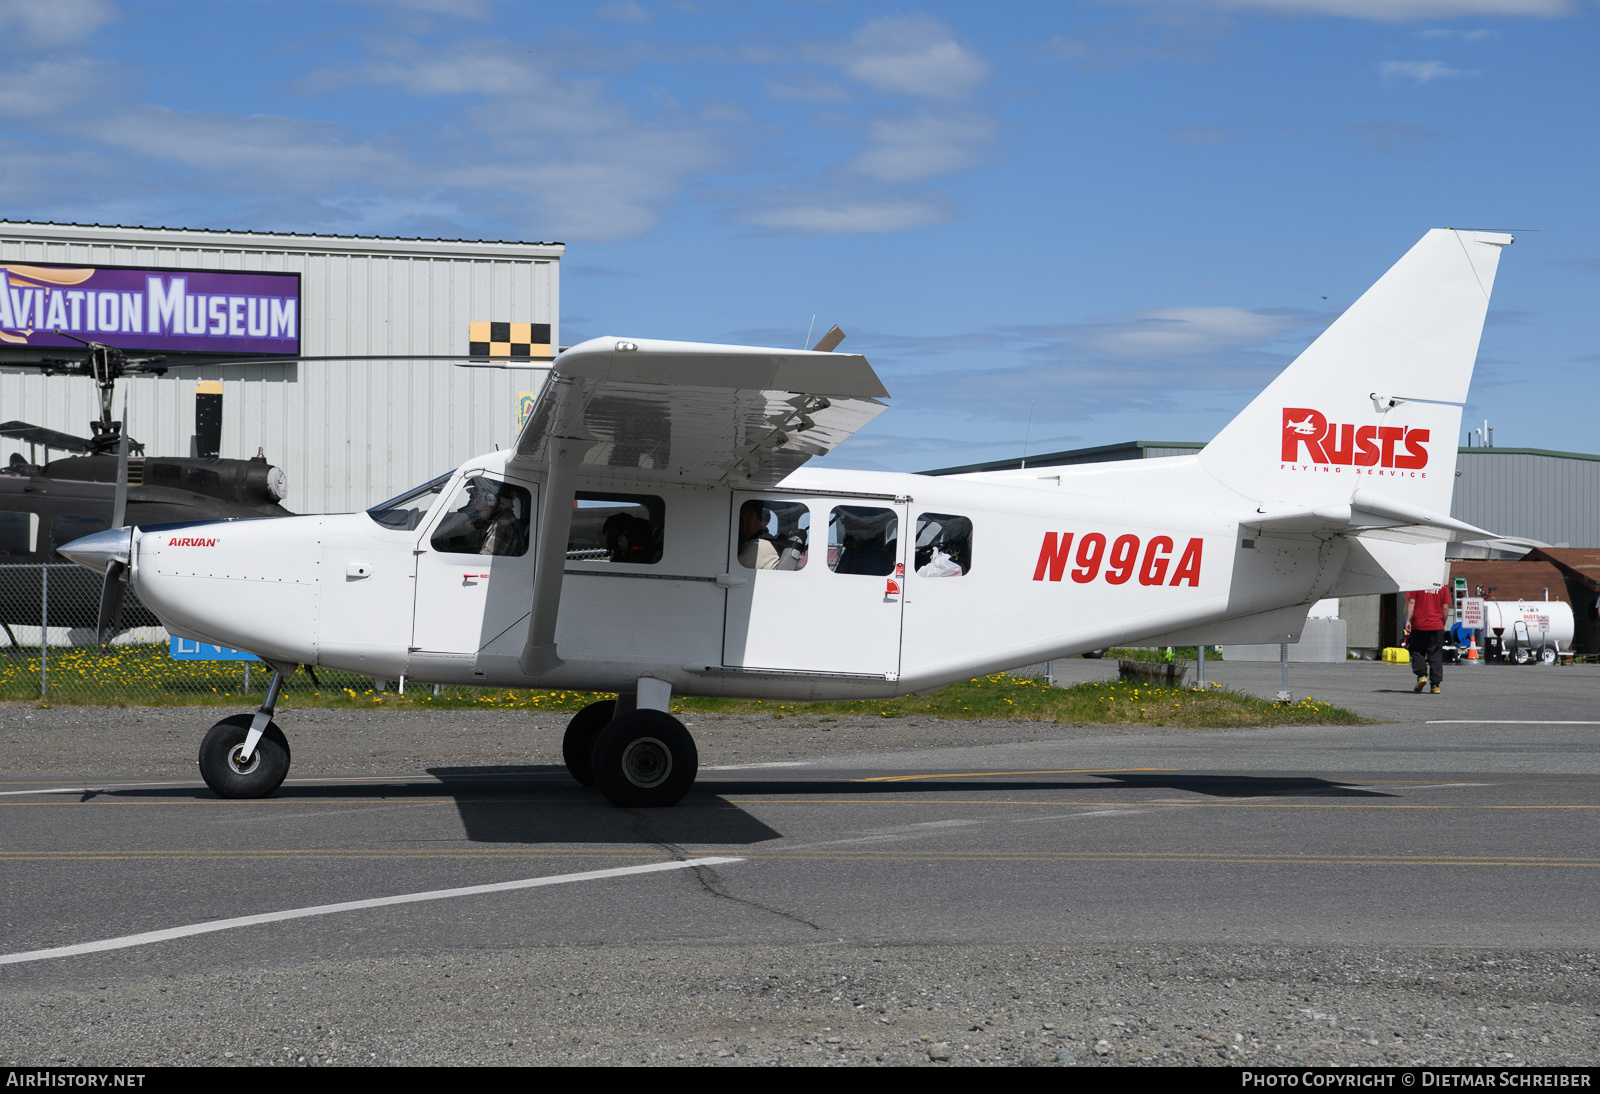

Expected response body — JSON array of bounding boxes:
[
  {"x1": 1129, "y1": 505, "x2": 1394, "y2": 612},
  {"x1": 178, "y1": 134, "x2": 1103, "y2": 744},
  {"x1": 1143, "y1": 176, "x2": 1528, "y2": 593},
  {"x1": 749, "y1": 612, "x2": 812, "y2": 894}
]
[{"x1": 2, "y1": 659, "x2": 1598, "y2": 1067}]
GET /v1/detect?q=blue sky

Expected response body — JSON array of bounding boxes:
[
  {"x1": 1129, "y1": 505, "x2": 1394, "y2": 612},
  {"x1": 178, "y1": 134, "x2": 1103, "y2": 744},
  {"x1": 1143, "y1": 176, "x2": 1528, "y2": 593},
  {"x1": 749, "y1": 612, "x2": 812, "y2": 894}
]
[{"x1": 2, "y1": 0, "x2": 1594, "y2": 470}]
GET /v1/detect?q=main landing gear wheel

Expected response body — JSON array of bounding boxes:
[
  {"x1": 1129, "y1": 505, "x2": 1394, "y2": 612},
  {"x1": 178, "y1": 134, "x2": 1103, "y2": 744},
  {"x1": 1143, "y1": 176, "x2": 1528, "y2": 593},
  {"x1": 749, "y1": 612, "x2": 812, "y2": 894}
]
[
  {"x1": 562, "y1": 700, "x2": 617, "y2": 786},
  {"x1": 198, "y1": 714, "x2": 291, "y2": 799},
  {"x1": 591, "y1": 709, "x2": 698, "y2": 808}
]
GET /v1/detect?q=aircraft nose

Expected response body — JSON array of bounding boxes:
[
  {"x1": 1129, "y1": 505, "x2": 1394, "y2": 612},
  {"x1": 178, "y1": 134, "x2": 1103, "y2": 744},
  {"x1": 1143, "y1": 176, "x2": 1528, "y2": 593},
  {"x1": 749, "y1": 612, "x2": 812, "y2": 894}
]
[{"x1": 58, "y1": 526, "x2": 134, "y2": 575}]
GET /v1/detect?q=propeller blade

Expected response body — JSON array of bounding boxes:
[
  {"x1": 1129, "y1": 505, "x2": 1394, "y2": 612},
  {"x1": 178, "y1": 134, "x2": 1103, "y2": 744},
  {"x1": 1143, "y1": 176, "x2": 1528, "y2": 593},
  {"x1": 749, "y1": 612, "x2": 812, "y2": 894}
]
[
  {"x1": 811, "y1": 325, "x2": 846, "y2": 352},
  {"x1": 112, "y1": 396, "x2": 130, "y2": 528},
  {"x1": 97, "y1": 559, "x2": 127, "y2": 647}
]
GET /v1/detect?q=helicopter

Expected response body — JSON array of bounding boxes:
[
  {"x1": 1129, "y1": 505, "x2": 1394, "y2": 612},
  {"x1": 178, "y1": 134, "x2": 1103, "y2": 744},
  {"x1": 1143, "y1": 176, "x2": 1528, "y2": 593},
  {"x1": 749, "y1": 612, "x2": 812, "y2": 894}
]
[{"x1": 0, "y1": 333, "x2": 292, "y2": 646}]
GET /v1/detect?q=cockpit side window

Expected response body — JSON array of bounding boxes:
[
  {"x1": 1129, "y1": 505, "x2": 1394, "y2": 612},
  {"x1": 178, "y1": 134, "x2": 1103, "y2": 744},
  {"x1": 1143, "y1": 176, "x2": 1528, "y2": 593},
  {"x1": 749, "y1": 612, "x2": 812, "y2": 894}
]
[
  {"x1": 914, "y1": 513, "x2": 972, "y2": 577},
  {"x1": 366, "y1": 472, "x2": 453, "y2": 531},
  {"x1": 430, "y1": 476, "x2": 532, "y2": 557}
]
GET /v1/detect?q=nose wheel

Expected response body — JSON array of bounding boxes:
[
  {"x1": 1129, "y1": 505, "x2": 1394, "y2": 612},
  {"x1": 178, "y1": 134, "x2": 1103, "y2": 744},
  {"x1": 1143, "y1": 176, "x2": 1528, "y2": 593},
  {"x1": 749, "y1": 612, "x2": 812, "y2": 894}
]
[
  {"x1": 199, "y1": 714, "x2": 291, "y2": 798},
  {"x1": 198, "y1": 662, "x2": 296, "y2": 799}
]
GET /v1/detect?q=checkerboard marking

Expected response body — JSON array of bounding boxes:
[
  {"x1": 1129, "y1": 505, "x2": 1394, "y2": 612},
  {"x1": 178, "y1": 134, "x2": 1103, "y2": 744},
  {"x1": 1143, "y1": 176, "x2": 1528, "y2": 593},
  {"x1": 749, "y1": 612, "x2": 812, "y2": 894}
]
[{"x1": 469, "y1": 321, "x2": 553, "y2": 359}]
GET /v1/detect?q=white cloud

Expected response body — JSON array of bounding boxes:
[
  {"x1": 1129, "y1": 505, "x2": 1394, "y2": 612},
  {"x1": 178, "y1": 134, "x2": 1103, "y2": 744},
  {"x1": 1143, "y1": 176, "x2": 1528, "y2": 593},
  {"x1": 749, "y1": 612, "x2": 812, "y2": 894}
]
[
  {"x1": 1108, "y1": 0, "x2": 1570, "y2": 21},
  {"x1": 733, "y1": 193, "x2": 955, "y2": 235},
  {"x1": 1075, "y1": 306, "x2": 1305, "y2": 358},
  {"x1": 828, "y1": 15, "x2": 989, "y2": 100},
  {"x1": 847, "y1": 111, "x2": 996, "y2": 183},
  {"x1": 0, "y1": 0, "x2": 116, "y2": 49},
  {"x1": 593, "y1": 1, "x2": 650, "y2": 23},
  {"x1": 1380, "y1": 60, "x2": 1468, "y2": 83}
]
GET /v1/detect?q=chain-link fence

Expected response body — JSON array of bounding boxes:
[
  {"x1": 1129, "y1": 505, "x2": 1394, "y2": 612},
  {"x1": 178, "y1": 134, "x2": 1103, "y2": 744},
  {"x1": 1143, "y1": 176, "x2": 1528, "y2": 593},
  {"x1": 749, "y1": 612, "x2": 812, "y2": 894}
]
[{"x1": 0, "y1": 563, "x2": 431, "y2": 703}]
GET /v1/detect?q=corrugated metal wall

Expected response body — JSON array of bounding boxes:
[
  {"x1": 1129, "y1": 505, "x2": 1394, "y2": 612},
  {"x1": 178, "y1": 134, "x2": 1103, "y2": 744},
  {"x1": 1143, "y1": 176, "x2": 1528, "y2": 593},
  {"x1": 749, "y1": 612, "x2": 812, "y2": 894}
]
[
  {"x1": 0, "y1": 225, "x2": 560, "y2": 514},
  {"x1": 1453, "y1": 450, "x2": 1600, "y2": 548}
]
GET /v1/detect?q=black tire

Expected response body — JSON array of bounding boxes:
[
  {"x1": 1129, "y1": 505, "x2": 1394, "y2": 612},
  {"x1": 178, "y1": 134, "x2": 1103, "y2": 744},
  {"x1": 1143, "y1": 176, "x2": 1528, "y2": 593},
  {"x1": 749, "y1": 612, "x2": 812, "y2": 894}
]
[
  {"x1": 1082, "y1": 648, "x2": 1106, "y2": 659},
  {"x1": 591, "y1": 709, "x2": 698, "y2": 808},
  {"x1": 198, "y1": 714, "x2": 291, "y2": 799},
  {"x1": 562, "y1": 700, "x2": 616, "y2": 786}
]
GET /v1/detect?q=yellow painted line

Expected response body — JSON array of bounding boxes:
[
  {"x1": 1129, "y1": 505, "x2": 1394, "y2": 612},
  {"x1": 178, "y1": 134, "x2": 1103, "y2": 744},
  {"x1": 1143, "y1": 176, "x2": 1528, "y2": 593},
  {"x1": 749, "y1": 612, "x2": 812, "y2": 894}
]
[{"x1": 855, "y1": 767, "x2": 1177, "y2": 783}]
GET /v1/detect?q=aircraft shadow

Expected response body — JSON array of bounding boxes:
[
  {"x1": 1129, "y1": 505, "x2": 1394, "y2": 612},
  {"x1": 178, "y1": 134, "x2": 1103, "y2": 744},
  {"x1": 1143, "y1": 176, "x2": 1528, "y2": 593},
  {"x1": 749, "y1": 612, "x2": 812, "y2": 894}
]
[{"x1": 87, "y1": 766, "x2": 785, "y2": 846}]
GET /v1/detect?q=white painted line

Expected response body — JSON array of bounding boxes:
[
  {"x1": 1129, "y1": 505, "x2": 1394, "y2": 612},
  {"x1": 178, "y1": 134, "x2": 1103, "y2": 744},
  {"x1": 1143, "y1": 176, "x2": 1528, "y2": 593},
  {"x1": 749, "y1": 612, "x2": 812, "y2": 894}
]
[
  {"x1": 0, "y1": 857, "x2": 742, "y2": 966},
  {"x1": 1427, "y1": 721, "x2": 1600, "y2": 725},
  {"x1": 0, "y1": 788, "x2": 95, "y2": 797},
  {"x1": 701, "y1": 761, "x2": 812, "y2": 771}
]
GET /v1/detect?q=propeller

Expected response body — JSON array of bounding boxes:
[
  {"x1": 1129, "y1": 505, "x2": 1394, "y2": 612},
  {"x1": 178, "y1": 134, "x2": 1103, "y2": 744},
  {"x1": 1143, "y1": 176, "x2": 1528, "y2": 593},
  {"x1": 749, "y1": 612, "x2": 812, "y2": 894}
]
[
  {"x1": 97, "y1": 396, "x2": 132, "y2": 647},
  {"x1": 810, "y1": 325, "x2": 846, "y2": 352}
]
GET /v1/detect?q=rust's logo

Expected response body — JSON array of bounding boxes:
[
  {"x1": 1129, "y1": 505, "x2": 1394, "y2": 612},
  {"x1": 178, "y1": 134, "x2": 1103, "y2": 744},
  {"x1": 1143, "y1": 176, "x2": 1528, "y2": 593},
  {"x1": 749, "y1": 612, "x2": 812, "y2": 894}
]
[
  {"x1": 167, "y1": 537, "x2": 217, "y2": 547},
  {"x1": 1282, "y1": 408, "x2": 1429, "y2": 469}
]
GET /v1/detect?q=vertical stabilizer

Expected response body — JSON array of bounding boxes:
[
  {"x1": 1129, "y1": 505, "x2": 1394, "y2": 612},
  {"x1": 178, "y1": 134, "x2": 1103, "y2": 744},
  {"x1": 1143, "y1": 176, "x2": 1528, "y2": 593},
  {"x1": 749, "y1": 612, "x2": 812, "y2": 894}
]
[{"x1": 1198, "y1": 229, "x2": 1512, "y2": 514}]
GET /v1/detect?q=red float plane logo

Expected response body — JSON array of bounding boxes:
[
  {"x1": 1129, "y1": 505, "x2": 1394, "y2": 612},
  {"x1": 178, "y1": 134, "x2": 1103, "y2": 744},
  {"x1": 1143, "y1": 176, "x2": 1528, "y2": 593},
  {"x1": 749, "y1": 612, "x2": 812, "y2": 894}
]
[
  {"x1": 1281, "y1": 408, "x2": 1429, "y2": 469},
  {"x1": 168, "y1": 536, "x2": 218, "y2": 547}
]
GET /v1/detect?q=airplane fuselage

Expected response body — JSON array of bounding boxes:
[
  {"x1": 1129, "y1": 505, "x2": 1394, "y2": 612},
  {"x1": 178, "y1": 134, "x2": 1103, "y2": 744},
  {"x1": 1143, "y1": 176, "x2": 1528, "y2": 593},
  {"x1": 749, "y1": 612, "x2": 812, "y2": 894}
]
[{"x1": 125, "y1": 449, "x2": 1423, "y2": 701}]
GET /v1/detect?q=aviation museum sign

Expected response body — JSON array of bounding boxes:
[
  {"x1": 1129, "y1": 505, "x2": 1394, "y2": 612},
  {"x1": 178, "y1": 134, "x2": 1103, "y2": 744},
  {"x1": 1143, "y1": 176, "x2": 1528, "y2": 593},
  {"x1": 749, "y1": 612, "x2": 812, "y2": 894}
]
[{"x1": 0, "y1": 263, "x2": 300, "y2": 355}]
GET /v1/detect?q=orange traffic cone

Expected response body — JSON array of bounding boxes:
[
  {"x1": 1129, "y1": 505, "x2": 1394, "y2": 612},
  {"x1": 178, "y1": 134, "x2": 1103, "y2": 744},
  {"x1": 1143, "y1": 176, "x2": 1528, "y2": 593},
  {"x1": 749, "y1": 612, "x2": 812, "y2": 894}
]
[{"x1": 1466, "y1": 636, "x2": 1479, "y2": 662}]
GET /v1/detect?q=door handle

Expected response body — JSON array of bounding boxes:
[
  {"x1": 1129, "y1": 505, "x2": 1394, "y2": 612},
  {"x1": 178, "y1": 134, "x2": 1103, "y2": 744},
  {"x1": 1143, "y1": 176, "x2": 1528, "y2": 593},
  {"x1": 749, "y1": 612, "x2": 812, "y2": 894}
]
[{"x1": 715, "y1": 573, "x2": 748, "y2": 588}]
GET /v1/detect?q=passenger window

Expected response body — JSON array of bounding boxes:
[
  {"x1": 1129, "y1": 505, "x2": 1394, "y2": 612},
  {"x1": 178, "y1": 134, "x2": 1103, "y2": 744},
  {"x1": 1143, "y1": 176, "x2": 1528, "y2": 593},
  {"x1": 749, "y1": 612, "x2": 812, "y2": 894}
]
[
  {"x1": 915, "y1": 512, "x2": 972, "y2": 577},
  {"x1": 50, "y1": 514, "x2": 108, "y2": 559},
  {"x1": 567, "y1": 492, "x2": 664, "y2": 565},
  {"x1": 737, "y1": 499, "x2": 809, "y2": 571},
  {"x1": 430, "y1": 476, "x2": 532, "y2": 557},
  {"x1": 0, "y1": 511, "x2": 38, "y2": 556},
  {"x1": 368, "y1": 472, "x2": 452, "y2": 531},
  {"x1": 828, "y1": 506, "x2": 898, "y2": 576}
]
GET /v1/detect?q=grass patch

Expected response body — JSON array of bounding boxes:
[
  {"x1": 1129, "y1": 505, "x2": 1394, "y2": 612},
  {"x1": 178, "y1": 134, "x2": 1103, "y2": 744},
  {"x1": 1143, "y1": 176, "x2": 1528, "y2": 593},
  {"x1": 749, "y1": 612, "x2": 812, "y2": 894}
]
[
  {"x1": 2, "y1": 648, "x2": 1362, "y2": 727},
  {"x1": 673, "y1": 674, "x2": 1362, "y2": 727},
  {"x1": 1107, "y1": 646, "x2": 1224, "y2": 662}
]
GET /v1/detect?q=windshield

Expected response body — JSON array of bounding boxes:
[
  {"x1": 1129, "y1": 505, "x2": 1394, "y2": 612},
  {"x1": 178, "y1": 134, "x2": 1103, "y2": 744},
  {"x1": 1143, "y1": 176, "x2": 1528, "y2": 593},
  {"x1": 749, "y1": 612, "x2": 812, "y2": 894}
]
[{"x1": 366, "y1": 472, "x2": 453, "y2": 531}]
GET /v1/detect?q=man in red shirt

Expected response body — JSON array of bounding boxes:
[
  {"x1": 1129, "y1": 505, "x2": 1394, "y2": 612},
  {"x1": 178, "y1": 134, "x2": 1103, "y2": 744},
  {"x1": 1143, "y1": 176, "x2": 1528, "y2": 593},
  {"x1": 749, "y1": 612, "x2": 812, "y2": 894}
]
[{"x1": 1405, "y1": 586, "x2": 1453, "y2": 693}]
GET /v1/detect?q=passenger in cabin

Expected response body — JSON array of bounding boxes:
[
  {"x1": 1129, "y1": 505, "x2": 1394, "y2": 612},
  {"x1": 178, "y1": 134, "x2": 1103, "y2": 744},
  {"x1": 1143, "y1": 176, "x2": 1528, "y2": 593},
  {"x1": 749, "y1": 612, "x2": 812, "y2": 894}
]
[
  {"x1": 604, "y1": 512, "x2": 655, "y2": 564},
  {"x1": 738, "y1": 500, "x2": 803, "y2": 570},
  {"x1": 832, "y1": 506, "x2": 897, "y2": 576}
]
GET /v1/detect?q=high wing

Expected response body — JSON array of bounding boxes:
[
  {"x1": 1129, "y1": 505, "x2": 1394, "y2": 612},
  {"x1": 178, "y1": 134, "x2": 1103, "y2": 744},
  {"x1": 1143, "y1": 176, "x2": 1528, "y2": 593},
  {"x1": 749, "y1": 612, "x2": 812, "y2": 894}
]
[
  {"x1": 511, "y1": 334, "x2": 889, "y2": 677},
  {"x1": 510, "y1": 336, "x2": 888, "y2": 488}
]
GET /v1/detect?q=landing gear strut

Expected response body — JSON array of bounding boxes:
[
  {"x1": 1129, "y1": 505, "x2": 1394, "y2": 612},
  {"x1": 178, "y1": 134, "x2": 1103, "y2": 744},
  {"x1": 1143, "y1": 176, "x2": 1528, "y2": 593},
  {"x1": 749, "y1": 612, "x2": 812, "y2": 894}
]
[
  {"x1": 198, "y1": 662, "x2": 296, "y2": 799},
  {"x1": 561, "y1": 680, "x2": 697, "y2": 807}
]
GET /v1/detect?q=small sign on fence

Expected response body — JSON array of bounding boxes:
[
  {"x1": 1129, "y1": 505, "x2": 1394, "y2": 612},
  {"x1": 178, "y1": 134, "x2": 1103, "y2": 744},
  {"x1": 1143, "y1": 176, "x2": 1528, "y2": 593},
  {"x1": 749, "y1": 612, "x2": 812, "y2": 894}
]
[{"x1": 168, "y1": 638, "x2": 258, "y2": 661}]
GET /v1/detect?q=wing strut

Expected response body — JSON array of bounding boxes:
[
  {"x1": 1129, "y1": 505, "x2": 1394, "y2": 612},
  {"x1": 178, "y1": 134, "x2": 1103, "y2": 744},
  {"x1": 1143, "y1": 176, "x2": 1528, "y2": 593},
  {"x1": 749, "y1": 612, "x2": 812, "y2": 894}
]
[{"x1": 518, "y1": 375, "x2": 595, "y2": 676}]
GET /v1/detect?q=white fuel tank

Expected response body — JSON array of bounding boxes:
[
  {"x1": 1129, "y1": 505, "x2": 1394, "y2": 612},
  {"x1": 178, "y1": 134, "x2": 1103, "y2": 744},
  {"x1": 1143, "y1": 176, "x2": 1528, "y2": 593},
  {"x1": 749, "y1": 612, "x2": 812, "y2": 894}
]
[{"x1": 1481, "y1": 600, "x2": 1574, "y2": 662}]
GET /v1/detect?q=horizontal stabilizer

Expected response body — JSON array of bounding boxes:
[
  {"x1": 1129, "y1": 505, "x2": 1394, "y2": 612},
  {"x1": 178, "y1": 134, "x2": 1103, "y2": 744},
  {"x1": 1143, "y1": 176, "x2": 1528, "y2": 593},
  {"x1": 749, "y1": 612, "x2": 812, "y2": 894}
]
[
  {"x1": 513, "y1": 336, "x2": 889, "y2": 488},
  {"x1": 1245, "y1": 487, "x2": 1496, "y2": 544}
]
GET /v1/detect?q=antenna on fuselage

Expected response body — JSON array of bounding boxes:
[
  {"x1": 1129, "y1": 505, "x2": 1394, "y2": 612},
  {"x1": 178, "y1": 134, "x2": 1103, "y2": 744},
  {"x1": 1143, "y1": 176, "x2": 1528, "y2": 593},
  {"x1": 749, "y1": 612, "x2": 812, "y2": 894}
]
[{"x1": 1021, "y1": 399, "x2": 1036, "y2": 470}]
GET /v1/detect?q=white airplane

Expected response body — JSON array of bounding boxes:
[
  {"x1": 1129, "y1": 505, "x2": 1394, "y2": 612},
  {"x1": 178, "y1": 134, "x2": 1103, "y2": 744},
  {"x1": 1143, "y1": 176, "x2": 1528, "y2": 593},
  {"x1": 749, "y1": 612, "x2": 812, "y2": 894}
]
[{"x1": 61, "y1": 228, "x2": 1514, "y2": 807}]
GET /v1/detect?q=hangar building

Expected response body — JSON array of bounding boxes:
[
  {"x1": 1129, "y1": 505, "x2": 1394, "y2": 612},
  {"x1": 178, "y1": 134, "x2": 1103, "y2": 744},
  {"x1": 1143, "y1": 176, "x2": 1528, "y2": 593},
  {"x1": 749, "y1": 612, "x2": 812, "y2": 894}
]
[{"x1": 0, "y1": 222, "x2": 562, "y2": 515}]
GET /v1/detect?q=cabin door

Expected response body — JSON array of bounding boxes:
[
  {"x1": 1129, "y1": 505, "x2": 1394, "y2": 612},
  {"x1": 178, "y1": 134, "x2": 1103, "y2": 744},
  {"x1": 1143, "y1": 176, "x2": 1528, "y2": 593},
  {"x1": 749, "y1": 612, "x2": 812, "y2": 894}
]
[
  {"x1": 412, "y1": 472, "x2": 536, "y2": 655},
  {"x1": 722, "y1": 491, "x2": 907, "y2": 679}
]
